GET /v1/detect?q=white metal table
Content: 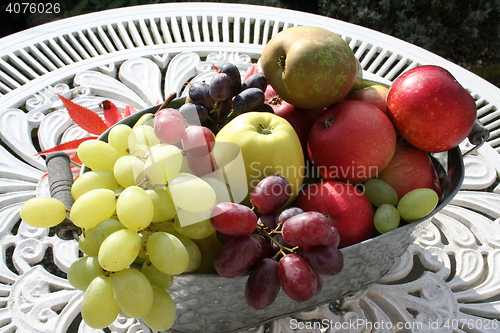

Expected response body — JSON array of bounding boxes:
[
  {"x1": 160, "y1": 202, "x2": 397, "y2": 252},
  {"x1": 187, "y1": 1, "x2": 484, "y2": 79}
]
[{"x1": 1, "y1": 3, "x2": 500, "y2": 333}]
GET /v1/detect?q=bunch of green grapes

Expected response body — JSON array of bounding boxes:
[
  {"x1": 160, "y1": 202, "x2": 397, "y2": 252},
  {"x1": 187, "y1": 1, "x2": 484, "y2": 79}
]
[{"x1": 19, "y1": 104, "x2": 242, "y2": 330}]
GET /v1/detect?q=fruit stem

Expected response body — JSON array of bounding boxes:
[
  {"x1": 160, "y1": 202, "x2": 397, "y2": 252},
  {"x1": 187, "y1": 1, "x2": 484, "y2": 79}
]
[
  {"x1": 155, "y1": 92, "x2": 177, "y2": 114},
  {"x1": 278, "y1": 55, "x2": 286, "y2": 69},
  {"x1": 324, "y1": 116, "x2": 335, "y2": 128},
  {"x1": 257, "y1": 224, "x2": 297, "y2": 256},
  {"x1": 258, "y1": 124, "x2": 272, "y2": 135}
]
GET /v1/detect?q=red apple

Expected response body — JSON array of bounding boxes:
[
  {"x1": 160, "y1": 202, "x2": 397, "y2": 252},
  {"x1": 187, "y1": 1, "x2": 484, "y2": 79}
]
[
  {"x1": 264, "y1": 85, "x2": 324, "y2": 158},
  {"x1": 377, "y1": 142, "x2": 441, "y2": 200},
  {"x1": 386, "y1": 65, "x2": 477, "y2": 153},
  {"x1": 307, "y1": 100, "x2": 397, "y2": 184},
  {"x1": 345, "y1": 84, "x2": 389, "y2": 114},
  {"x1": 295, "y1": 180, "x2": 375, "y2": 248}
]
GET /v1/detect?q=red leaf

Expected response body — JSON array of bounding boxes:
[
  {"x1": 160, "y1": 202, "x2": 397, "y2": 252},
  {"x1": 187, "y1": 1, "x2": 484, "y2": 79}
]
[
  {"x1": 35, "y1": 137, "x2": 96, "y2": 156},
  {"x1": 123, "y1": 104, "x2": 137, "y2": 117},
  {"x1": 71, "y1": 154, "x2": 82, "y2": 166},
  {"x1": 243, "y1": 64, "x2": 259, "y2": 81},
  {"x1": 58, "y1": 94, "x2": 108, "y2": 135},
  {"x1": 212, "y1": 63, "x2": 220, "y2": 72},
  {"x1": 101, "y1": 100, "x2": 123, "y2": 127}
]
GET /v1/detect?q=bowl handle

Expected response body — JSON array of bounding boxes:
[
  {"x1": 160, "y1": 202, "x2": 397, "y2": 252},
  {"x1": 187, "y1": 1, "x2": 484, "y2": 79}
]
[
  {"x1": 46, "y1": 152, "x2": 81, "y2": 240},
  {"x1": 464, "y1": 119, "x2": 490, "y2": 156}
]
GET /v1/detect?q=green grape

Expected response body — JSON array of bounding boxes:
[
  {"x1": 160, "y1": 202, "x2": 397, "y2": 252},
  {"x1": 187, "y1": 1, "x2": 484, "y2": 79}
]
[
  {"x1": 202, "y1": 176, "x2": 232, "y2": 204},
  {"x1": 78, "y1": 229, "x2": 100, "y2": 256},
  {"x1": 149, "y1": 220, "x2": 177, "y2": 233},
  {"x1": 192, "y1": 232, "x2": 223, "y2": 274},
  {"x1": 128, "y1": 143, "x2": 150, "y2": 159},
  {"x1": 363, "y1": 178, "x2": 398, "y2": 207},
  {"x1": 374, "y1": 204, "x2": 401, "y2": 234},
  {"x1": 175, "y1": 234, "x2": 202, "y2": 273},
  {"x1": 147, "y1": 232, "x2": 189, "y2": 275},
  {"x1": 143, "y1": 144, "x2": 183, "y2": 187},
  {"x1": 134, "y1": 255, "x2": 147, "y2": 266},
  {"x1": 137, "y1": 229, "x2": 153, "y2": 260},
  {"x1": 128, "y1": 125, "x2": 160, "y2": 151},
  {"x1": 67, "y1": 256, "x2": 104, "y2": 291},
  {"x1": 91, "y1": 219, "x2": 125, "y2": 247},
  {"x1": 174, "y1": 211, "x2": 215, "y2": 239},
  {"x1": 397, "y1": 188, "x2": 439, "y2": 221},
  {"x1": 71, "y1": 169, "x2": 119, "y2": 200},
  {"x1": 98, "y1": 228, "x2": 141, "y2": 272},
  {"x1": 77, "y1": 139, "x2": 119, "y2": 171},
  {"x1": 116, "y1": 186, "x2": 154, "y2": 231},
  {"x1": 113, "y1": 155, "x2": 145, "y2": 188},
  {"x1": 133, "y1": 113, "x2": 155, "y2": 128},
  {"x1": 146, "y1": 189, "x2": 177, "y2": 222},
  {"x1": 81, "y1": 275, "x2": 120, "y2": 329},
  {"x1": 142, "y1": 285, "x2": 176, "y2": 331},
  {"x1": 108, "y1": 123, "x2": 133, "y2": 157},
  {"x1": 168, "y1": 173, "x2": 216, "y2": 213},
  {"x1": 113, "y1": 268, "x2": 153, "y2": 318},
  {"x1": 141, "y1": 260, "x2": 174, "y2": 290},
  {"x1": 70, "y1": 188, "x2": 117, "y2": 229},
  {"x1": 20, "y1": 197, "x2": 67, "y2": 228}
]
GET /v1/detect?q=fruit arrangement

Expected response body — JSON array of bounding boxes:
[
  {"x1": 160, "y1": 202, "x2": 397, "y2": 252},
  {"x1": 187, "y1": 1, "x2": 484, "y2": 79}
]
[{"x1": 19, "y1": 26, "x2": 481, "y2": 331}]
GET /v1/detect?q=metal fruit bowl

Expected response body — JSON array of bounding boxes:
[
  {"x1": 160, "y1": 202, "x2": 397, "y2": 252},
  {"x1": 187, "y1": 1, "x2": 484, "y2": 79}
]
[{"x1": 90, "y1": 97, "x2": 466, "y2": 333}]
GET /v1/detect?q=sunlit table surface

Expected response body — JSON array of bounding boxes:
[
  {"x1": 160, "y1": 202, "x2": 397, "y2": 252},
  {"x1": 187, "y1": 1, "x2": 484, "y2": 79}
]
[{"x1": 1, "y1": 3, "x2": 500, "y2": 333}]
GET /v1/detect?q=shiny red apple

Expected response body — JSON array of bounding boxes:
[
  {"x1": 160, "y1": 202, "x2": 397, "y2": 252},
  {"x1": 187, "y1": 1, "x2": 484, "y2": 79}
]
[
  {"x1": 377, "y1": 142, "x2": 441, "y2": 200},
  {"x1": 307, "y1": 100, "x2": 397, "y2": 184},
  {"x1": 295, "y1": 180, "x2": 375, "y2": 248},
  {"x1": 386, "y1": 65, "x2": 477, "y2": 153}
]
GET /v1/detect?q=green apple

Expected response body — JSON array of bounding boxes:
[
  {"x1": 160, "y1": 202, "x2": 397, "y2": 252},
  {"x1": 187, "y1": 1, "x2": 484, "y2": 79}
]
[
  {"x1": 260, "y1": 26, "x2": 361, "y2": 109},
  {"x1": 215, "y1": 112, "x2": 304, "y2": 206}
]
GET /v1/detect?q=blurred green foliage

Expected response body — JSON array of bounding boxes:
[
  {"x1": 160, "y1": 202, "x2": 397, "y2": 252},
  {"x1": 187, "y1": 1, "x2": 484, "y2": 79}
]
[
  {"x1": 1, "y1": 0, "x2": 498, "y2": 85},
  {"x1": 318, "y1": 0, "x2": 500, "y2": 68}
]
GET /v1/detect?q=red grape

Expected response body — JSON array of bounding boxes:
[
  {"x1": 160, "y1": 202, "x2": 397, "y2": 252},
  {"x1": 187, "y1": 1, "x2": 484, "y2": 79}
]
[
  {"x1": 188, "y1": 81, "x2": 215, "y2": 110},
  {"x1": 219, "y1": 63, "x2": 241, "y2": 97},
  {"x1": 242, "y1": 73, "x2": 267, "y2": 92},
  {"x1": 277, "y1": 253, "x2": 317, "y2": 302},
  {"x1": 323, "y1": 225, "x2": 341, "y2": 249},
  {"x1": 153, "y1": 112, "x2": 186, "y2": 145},
  {"x1": 313, "y1": 271, "x2": 323, "y2": 296},
  {"x1": 232, "y1": 87, "x2": 265, "y2": 114},
  {"x1": 245, "y1": 258, "x2": 281, "y2": 310},
  {"x1": 185, "y1": 151, "x2": 218, "y2": 177},
  {"x1": 303, "y1": 244, "x2": 344, "y2": 276},
  {"x1": 182, "y1": 125, "x2": 215, "y2": 156},
  {"x1": 252, "y1": 234, "x2": 274, "y2": 260},
  {"x1": 214, "y1": 235, "x2": 261, "y2": 278},
  {"x1": 210, "y1": 202, "x2": 258, "y2": 236},
  {"x1": 209, "y1": 72, "x2": 233, "y2": 101},
  {"x1": 250, "y1": 175, "x2": 291, "y2": 215},
  {"x1": 281, "y1": 211, "x2": 330, "y2": 247},
  {"x1": 178, "y1": 102, "x2": 209, "y2": 125},
  {"x1": 258, "y1": 213, "x2": 278, "y2": 230},
  {"x1": 276, "y1": 207, "x2": 304, "y2": 226}
]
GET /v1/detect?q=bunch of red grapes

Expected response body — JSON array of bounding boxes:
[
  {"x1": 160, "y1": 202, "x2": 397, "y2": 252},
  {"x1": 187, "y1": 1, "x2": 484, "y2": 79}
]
[{"x1": 210, "y1": 175, "x2": 344, "y2": 310}]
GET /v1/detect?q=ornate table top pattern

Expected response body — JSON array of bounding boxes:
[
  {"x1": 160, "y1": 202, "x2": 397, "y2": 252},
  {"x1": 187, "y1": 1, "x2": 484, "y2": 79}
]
[{"x1": 0, "y1": 3, "x2": 500, "y2": 333}]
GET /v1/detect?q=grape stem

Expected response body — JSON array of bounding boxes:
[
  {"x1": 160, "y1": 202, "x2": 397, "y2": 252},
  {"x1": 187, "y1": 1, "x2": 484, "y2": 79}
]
[
  {"x1": 256, "y1": 224, "x2": 298, "y2": 260},
  {"x1": 155, "y1": 92, "x2": 177, "y2": 113}
]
